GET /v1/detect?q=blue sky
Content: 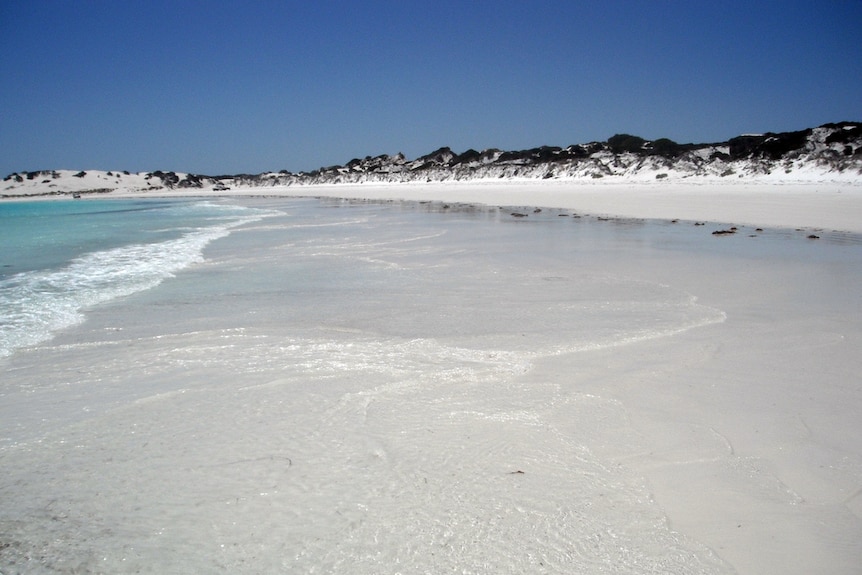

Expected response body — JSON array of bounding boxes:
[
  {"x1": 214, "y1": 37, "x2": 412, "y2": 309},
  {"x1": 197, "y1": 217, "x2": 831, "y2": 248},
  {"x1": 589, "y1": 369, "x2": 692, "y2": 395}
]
[{"x1": 1, "y1": 1, "x2": 860, "y2": 176}]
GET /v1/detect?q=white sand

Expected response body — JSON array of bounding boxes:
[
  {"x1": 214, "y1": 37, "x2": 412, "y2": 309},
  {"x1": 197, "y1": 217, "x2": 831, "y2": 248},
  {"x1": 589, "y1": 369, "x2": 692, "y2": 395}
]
[
  {"x1": 190, "y1": 180, "x2": 862, "y2": 574},
  {"x1": 2, "y1": 180, "x2": 861, "y2": 574},
  {"x1": 7, "y1": 173, "x2": 862, "y2": 232},
  {"x1": 99, "y1": 177, "x2": 862, "y2": 233}
]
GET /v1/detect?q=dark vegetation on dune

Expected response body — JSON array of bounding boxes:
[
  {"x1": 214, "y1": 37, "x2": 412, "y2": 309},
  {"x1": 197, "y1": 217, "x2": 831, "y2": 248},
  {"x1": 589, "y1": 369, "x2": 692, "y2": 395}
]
[{"x1": 5, "y1": 122, "x2": 861, "y2": 191}]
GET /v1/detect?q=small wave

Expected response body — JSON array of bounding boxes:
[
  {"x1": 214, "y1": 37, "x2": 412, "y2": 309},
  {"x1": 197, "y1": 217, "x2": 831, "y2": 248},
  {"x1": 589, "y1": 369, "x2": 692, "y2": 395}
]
[{"x1": 0, "y1": 210, "x2": 265, "y2": 358}]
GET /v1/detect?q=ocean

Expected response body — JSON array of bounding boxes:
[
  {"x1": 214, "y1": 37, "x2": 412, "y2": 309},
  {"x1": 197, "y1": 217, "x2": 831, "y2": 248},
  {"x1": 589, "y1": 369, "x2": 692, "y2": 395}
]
[
  {"x1": 6, "y1": 195, "x2": 859, "y2": 573},
  {"x1": 0, "y1": 198, "x2": 272, "y2": 359}
]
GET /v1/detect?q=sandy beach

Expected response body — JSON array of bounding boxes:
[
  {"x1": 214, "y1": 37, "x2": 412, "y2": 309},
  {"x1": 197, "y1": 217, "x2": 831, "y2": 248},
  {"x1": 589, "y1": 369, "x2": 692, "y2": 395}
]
[
  {"x1": 102, "y1": 177, "x2": 862, "y2": 234},
  {"x1": 4, "y1": 0, "x2": 861, "y2": 570},
  {"x1": 1, "y1": 180, "x2": 861, "y2": 574}
]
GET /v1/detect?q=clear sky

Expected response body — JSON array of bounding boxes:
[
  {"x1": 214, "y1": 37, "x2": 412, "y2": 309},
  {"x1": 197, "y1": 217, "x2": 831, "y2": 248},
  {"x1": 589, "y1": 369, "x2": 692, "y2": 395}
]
[{"x1": 1, "y1": 0, "x2": 860, "y2": 176}]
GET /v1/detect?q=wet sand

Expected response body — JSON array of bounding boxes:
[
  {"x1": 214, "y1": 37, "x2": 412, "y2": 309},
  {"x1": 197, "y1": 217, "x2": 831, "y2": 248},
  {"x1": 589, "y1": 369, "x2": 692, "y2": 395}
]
[{"x1": 1, "y1": 188, "x2": 861, "y2": 574}]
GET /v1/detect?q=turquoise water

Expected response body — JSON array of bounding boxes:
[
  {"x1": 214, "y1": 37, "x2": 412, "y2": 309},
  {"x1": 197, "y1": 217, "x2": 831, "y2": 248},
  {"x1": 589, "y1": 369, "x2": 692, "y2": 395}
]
[{"x1": 0, "y1": 199, "x2": 271, "y2": 357}]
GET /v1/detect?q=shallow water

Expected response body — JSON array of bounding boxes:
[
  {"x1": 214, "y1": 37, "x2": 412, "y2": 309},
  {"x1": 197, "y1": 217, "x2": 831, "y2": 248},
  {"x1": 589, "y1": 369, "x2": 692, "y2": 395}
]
[
  {"x1": 0, "y1": 199, "x2": 272, "y2": 359},
  {"x1": 1, "y1": 197, "x2": 859, "y2": 574}
]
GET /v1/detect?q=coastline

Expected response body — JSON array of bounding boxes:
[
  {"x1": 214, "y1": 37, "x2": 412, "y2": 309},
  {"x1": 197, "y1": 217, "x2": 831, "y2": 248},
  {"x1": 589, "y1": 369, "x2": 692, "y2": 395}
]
[
  {"x1": 113, "y1": 178, "x2": 862, "y2": 234},
  {"x1": 4, "y1": 177, "x2": 862, "y2": 233},
  {"x1": 2, "y1": 185, "x2": 861, "y2": 573}
]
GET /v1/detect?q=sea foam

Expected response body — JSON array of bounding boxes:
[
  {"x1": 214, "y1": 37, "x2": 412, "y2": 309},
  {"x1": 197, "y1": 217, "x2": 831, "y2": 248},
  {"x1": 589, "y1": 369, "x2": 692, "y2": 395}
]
[{"x1": 0, "y1": 201, "x2": 269, "y2": 358}]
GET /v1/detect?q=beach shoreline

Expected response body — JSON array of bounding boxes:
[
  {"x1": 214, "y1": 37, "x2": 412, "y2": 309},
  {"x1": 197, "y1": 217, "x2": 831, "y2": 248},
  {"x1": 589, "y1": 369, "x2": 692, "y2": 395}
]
[
  {"x1": 2, "y1": 187, "x2": 860, "y2": 574},
  {"x1": 109, "y1": 178, "x2": 862, "y2": 234},
  {"x1": 5, "y1": 177, "x2": 862, "y2": 233}
]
